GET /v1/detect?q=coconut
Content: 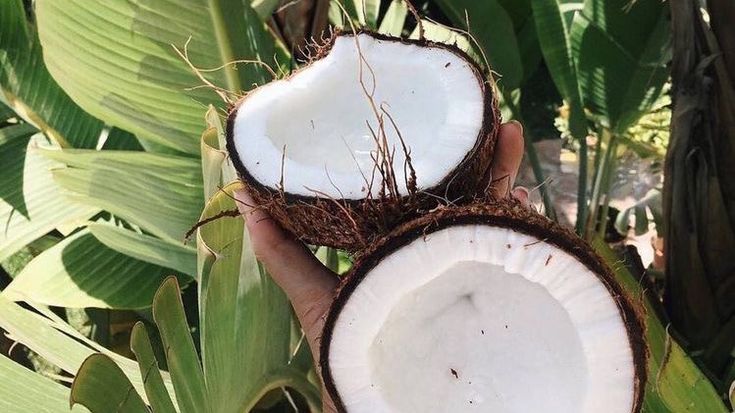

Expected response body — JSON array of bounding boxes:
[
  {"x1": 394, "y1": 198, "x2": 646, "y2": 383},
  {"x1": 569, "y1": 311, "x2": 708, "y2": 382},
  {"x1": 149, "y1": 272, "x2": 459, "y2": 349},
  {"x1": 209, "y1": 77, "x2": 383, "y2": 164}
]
[
  {"x1": 226, "y1": 31, "x2": 499, "y2": 250},
  {"x1": 320, "y1": 200, "x2": 646, "y2": 413}
]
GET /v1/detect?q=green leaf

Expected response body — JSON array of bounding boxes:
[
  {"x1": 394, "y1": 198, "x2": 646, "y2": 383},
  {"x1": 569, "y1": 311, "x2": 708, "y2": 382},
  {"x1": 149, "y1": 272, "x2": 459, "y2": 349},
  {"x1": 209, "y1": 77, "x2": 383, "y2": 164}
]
[
  {"x1": 100, "y1": 127, "x2": 144, "y2": 151},
  {"x1": 433, "y1": 0, "x2": 523, "y2": 90},
  {"x1": 241, "y1": 366, "x2": 323, "y2": 412},
  {"x1": 492, "y1": 0, "x2": 543, "y2": 82},
  {"x1": 531, "y1": 0, "x2": 588, "y2": 134},
  {"x1": 130, "y1": 323, "x2": 177, "y2": 413},
  {"x1": 0, "y1": 0, "x2": 110, "y2": 149},
  {"x1": 0, "y1": 295, "x2": 174, "y2": 404},
  {"x1": 531, "y1": 0, "x2": 583, "y2": 106},
  {"x1": 409, "y1": 21, "x2": 476, "y2": 59},
  {"x1": 328, "y1": 1, "x2": 348, "y2": 26},
  {"x1": 614, "y1": 189, "x2": 661, "y2": 236},
  {"x1": 633, "y1": 204, "x2": 649, "y2": 235},
  {"x1": 570, "y1": 0, "x2": 670, "y2": 133},
  {"x1": 531, "y1": 0, "x2": 589, "y2": 231},
  {"x1": 497, "y1": 0, "x2": 532, "y2": 24},
  {"x1": 614, "y1": 206, "x2": 633, "y2": 235},
  {"x1": 89, "y1": 223, "x2": 197, "y2": 278},
  {"x1": 201, "y1": 106, "x2": 236, "y2": 200},
  {"x1": 201, "y1": 121, "x2": 226, "y2": 201},
  {"x1": 197, "y1": 183, "x2": 299, "y2": 411},
  {"x1": 35, "y1": 0, "x2": 281, "y2": 154},
  {"x1": 0, "y1": 128, "x2": 98, "y2": 262},
  {"x1": 0, "y1": 354, "x2": 88, "y2": 413},
  {"x1": 315, "y1": 246, "x2": 340, "y2": 273},
  {"x1": 593, "y1": 240, "x2": 728, "y2": 412},
  {"x1": 41, "y1": 149, "x2": 204, "y2": 243},
  {"x1": 251, "y1": 0, "x2": 281, "y2": 19},
  {"x1": 70, "y1": 354, "x2": 148, "y2": 413},
  {"x1": 378, "y1": 0, "x2": 408, "y2": 36},
  {"x1": 153, "y1": 277, "x2": 210, "y2": 413},
  {"x1": 355, "y1": 0, "x2": 381, "y2": 28},
  {"x1": 0, "y1": 296, "x2": 94, "y2": 374},
  {"x1": 4, "y1": 229, "x2": 175, "y2": 309},
  {"x1": 0, "y1": 100, "x2": 14, "y2": 120},
  {"x1": 329, "y1": 0, "x2": 377, "y2": 27}
]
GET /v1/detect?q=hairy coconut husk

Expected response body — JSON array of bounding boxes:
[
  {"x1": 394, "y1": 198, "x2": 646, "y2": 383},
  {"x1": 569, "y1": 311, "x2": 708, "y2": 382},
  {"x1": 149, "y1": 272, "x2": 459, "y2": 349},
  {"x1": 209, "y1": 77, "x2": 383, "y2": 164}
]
[
  {"x1": 226, "y1": 30, "x2": 501, "y2": 251},
  {"x1": 320, "y1": 198, "x2": 647, "y2": 412}
]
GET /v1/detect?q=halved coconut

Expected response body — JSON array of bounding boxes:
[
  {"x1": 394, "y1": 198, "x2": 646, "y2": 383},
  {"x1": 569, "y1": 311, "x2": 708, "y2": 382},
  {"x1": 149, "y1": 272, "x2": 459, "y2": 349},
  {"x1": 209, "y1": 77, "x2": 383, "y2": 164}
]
[
  {"x1": 226, "y1": 31, "x2": 499, "y2": 250},
  {"x1": 321, "y1": 201, "x2": 646, "y2": 413}
]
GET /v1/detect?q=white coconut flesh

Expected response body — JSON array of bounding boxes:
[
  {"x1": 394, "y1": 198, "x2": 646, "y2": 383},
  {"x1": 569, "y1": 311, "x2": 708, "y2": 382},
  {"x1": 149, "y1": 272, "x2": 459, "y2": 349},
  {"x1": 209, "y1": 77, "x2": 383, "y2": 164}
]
[
  {"x1": 230, "y1": 33, "x2": 485, "y2": 199},
  {"x1": 327, "y1": 225, "x2": 637, "y2": 413}
]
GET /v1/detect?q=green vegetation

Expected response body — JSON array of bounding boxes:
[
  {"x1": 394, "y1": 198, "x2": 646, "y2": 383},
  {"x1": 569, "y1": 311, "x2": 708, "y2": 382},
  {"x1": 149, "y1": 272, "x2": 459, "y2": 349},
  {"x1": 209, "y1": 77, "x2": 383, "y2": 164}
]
[{"x1": 0, "y1": 0, "x2": 732, "y2": 411}]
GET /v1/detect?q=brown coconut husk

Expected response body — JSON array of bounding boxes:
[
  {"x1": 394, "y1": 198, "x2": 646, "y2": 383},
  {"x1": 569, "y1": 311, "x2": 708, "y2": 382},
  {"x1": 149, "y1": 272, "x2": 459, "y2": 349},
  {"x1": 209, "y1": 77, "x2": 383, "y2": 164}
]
[
  {"x1": 319, "y1": 198, "x2": 647, "y2": 413},
  {"x1": 225, "y1": 30, "x2": 501, "y2": 251}
]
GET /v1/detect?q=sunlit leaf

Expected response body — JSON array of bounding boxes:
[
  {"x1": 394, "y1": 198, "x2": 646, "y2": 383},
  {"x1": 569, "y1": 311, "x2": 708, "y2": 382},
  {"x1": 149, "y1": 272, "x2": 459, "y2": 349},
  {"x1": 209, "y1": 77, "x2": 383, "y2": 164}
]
[
  {"x1": 593, "y1": 239, "x2": 728, "y2": 412},
  {"x1": 41, "y1": 149, "x2": 203, "y2": 243},
  {"x1": 130, "y1": 323, "x2": 177, "y2": 413},
  {"x1": 4, "y1": 229, "x2": 176, "y2": 309},
  {"x1": 378, "y1": 0, "x2": 408, "y2": 36},
  {"x1": 0, "y1": 128, "x2": 97, "y2": 262},
  {"x1": 0, "y1": 295, "x2": 174, "y2": 404},
  {"x1": 35, "y1": 0, "x2": 282, "y2": 154},
  {"x1": 571, "y1": 0, "x2": 670, "y2": 133},
  {"x1": 241, "y1": 366, "x2": 322, "y2": 412},
  {"x1": 89, "y1": 223, "x2": 197, "y2": 278},
  {"x1": 409, "y1": 21, "x2": 476, "y2": 60},
  {"x1": 154, "y1": 277, "x2": 210, "y2": 413},
  {"x1": 0, "y1": 354, "x2": 88, "y2": 413},
  {"x1": 70, "y1": 354, "x2": 148, "y2": 413},
  {"x1": 197, "y1": 182, "x2": 302, "y2": 411},
  {"x1": 531, "y1": 0, "x2": 584, "y2": 108},
  {"x1": 0, "y1": 0, "x2": 112, "y2": 149},
  {"x1": 201, "y1": 106, "x2": 236, "y2": 200},
  {"x1": 355, "y1": 0, "x2": 381, "y2": 28}
]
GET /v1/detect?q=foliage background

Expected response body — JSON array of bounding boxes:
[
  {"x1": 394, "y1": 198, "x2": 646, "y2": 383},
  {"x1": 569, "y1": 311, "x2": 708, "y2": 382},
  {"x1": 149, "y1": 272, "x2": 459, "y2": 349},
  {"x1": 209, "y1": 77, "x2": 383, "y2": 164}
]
[{"x1": 0, "y1": 0, "x2": 732, "y2": 411}]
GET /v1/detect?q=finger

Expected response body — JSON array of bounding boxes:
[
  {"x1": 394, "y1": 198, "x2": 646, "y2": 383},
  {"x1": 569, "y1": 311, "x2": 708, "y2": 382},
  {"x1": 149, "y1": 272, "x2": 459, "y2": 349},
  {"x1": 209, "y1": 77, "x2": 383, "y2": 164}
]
[
  {"x1": 511, "y1": 186, "x2": 531, "y2": 208},
  {"x1": 487, "y1": 121, "x2": 525, "y2": 198},
  {"x1": 235, "y1": 189, "x2": 338, "y2": 360}
]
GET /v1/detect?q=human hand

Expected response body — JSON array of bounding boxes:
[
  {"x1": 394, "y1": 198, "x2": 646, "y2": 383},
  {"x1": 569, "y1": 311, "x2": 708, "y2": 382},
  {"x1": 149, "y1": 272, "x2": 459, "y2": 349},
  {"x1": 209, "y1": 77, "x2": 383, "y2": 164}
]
[{"x1": 234, "y1": 121, "x2": 529, "y2": 413}]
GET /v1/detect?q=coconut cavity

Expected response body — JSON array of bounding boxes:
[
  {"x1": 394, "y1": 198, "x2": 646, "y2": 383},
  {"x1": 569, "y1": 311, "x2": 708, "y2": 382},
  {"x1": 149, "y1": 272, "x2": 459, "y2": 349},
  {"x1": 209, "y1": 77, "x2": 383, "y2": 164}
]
[
  {"x1": 322, "y1": 208, "x2": 644, "y2": 413},
  {"x1": 228, "y1": 32, "x2": 486, "y2": 199}
]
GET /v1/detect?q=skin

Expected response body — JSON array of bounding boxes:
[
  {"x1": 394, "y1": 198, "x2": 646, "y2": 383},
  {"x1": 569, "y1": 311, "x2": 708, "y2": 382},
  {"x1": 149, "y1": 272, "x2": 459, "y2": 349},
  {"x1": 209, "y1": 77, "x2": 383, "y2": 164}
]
[{"x1": 235, "y1": 121, "x2": 529, "y2": 412}]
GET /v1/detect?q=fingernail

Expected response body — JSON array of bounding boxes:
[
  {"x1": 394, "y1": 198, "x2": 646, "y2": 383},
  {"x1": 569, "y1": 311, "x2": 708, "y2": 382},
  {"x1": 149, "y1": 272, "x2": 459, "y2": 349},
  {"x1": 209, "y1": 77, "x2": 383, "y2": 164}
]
[{"x1": 509, "y1": 120, "x2": 524, "y2": 135}]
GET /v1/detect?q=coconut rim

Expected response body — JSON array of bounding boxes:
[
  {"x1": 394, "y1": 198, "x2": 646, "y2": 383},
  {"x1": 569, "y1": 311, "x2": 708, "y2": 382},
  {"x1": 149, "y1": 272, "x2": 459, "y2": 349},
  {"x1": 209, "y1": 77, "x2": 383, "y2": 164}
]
[
  {"x1": 225, "y1": 29, "x2": 500, "y2": 206},
  {"x1": 320, "y1": 203, "x2": 647, "y2": 413}
]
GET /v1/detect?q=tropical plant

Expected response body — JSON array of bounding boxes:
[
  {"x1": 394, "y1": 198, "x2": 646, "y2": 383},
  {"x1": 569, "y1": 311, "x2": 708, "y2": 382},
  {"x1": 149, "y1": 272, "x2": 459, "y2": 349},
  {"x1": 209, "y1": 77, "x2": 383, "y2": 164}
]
[
  {"x1": 530, "y1": 0, "x2": 670, "y2": 238},
  {"x1": 1, "y1": 0, "x2": 315, "y2": 410},
  {"x1": 0, "y1": 0, "x2": 731, "y2": 411}
]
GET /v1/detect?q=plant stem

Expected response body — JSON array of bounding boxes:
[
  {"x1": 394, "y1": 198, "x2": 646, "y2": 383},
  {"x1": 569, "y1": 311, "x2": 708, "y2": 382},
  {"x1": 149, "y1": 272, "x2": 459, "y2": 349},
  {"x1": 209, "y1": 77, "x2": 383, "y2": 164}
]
[
  {"x1": 596, "y1": 138, "x2": 618, "y2": 240},
  {"x1": 586, "y1": 129, "x2": 618, "y2": 240},
  {"x1": 503, "y1": 92, "x2": 557, "y2": 221},
  {"x1": 567, "y1": 100, "x2": 590, "y2": 235},
  {"x1": 584, "y1": 130, "x2": 602, "y2": 237},
  {"x1": 572, "y1": 122, "x2": 588, "y2": 235}
]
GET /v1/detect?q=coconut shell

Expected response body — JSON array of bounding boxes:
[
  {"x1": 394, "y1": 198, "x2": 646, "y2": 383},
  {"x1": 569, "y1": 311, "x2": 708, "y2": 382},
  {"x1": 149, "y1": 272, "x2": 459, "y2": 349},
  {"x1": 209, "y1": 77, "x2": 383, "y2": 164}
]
[
  {"x1": 320, "y1": 198, "x2": 647, "y2": 413},
  {"x1": 226, "y1": 30, "x2": 501, "y2": 251}
]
